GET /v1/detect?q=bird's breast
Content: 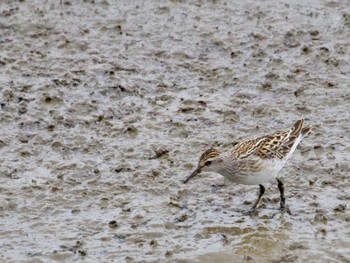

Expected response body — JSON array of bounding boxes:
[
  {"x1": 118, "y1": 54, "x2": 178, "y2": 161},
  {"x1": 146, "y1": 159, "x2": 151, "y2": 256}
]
[{"x1": 217, "y1": 159, "x2": 285, "y2": 185}]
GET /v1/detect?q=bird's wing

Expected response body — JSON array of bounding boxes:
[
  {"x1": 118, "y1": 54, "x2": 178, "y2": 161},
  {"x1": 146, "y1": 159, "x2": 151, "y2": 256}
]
[{"x1": 230, "y1": 118, "x2": 308, "y2": 160}]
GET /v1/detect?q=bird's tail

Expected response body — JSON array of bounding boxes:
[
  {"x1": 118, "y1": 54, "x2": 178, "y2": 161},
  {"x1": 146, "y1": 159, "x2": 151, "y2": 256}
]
[
  {"x1": 291, "y1": 118, "x2": 312, "y2": 138},
  {"x1": 301, "y1": 126, "x2": 312, "y2": 136},
  {"x1": 283, "y1": 118, "x2": 311, "y2": 161}
]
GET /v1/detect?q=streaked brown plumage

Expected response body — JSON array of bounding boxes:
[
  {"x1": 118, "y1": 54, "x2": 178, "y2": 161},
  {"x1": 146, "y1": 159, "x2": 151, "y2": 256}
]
[{"x1": 184, "y1": 118, "x2": 312, "y2": 214}]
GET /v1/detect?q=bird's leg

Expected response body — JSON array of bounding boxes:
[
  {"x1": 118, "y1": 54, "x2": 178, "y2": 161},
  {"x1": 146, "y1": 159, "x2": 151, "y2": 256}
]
[
  {"x1": 248, "y1": 184, "x2": 265, "y2": 214},
  {"x1": 277, "y1": 178, "x2": 285, "y2": 209},
  {"x1": 277, "y1": 178, "x2": 291, "y2": 214}
]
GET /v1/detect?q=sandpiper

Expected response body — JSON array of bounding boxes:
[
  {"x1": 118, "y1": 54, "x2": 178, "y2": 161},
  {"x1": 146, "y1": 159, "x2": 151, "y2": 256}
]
[{"x1": 184, "y1": 118, "x2": 311, "y2": 214}]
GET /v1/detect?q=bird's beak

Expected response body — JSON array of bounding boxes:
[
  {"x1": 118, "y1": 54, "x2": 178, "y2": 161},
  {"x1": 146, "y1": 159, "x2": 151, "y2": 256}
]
[{"x1": 184, "y1": 168, "x2": 200, "y2": 184}]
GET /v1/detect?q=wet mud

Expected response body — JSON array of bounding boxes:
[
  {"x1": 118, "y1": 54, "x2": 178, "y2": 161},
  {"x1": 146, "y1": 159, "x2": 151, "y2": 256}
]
[{"x1": 0, "y1": 0, "x2": 350, "y2": 262}]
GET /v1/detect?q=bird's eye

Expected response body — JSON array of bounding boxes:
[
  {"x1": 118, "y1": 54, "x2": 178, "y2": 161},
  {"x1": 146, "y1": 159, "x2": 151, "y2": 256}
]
[{"x1": 205, "y1": 160, "x2": 212, "y2": 166}]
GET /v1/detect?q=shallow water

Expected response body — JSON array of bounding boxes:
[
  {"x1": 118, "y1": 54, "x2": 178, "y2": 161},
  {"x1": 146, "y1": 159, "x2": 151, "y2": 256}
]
[{"x1": 0, "y1": 0, "x2": 350, "y2": 262}]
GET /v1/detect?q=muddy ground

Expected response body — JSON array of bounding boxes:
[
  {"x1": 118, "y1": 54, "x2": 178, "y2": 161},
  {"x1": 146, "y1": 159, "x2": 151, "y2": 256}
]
[{"x1": 0, "y1": 0, "x2": 350, "y2": 262}]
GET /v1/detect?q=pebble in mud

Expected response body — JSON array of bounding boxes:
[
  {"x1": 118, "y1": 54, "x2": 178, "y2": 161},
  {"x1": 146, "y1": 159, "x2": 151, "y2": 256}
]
[
  {"x1": 124, "y1": 125, "x2": 138, "y2": 138},
  {"x1": 314, "y1": 213, "x2": 328, "y2": 223},
  {"x1": 333, "y1": 204, "x2": 346, "y2": 213},
  {"x1": 125, "y1": 256, "x2": 134, "y2": 262},
  {"x1": 223, "y1": 110, "x2": 240, "y2": 123},
  {"x1": 175, "y1": 214, "x2": 189, "y2": 223},
  {"x1": 283, "y1": 30, "x2": 300, "y2": 48},
  {"x1": 149, "y1": 239, "x2": 158, "y2": 248},
  {"x1": 71, "y1": 206, "x2": 81, "y2": 214},
  {"x1": 301, "y1": 45, "x2": 311, "y2": 54},
  {"x1": 178, "y1": 99, "x2": 206, "y2": 113},
  {"x1": 108, "y1": 220, "x2": 119, "y2": 228},
  {"x1": 289, "y1": 242, "x2": 308, "y2": 251},
  {"x1": 150, "y1": 145, "x2": 169, "y2": 159}
]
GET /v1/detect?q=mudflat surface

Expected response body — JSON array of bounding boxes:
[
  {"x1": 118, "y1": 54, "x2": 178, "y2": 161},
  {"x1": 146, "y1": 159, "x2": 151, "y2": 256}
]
[{"x1": 1, "y1": 0, "x2": 350, "y2": 262}]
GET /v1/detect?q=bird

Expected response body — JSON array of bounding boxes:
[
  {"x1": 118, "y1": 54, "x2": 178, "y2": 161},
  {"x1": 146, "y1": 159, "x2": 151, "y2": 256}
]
[{"x1": 184, "y1": 118, "x2": 311, "y2": 214}]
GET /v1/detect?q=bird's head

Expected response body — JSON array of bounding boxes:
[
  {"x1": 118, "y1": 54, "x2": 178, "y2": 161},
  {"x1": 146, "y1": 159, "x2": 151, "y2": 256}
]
[{"x1": 184, "y1": 148, "x2": 223, "y2": 184}]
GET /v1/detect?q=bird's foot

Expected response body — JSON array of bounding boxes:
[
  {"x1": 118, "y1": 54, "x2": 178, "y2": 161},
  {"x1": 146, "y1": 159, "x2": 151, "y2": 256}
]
[
  {"x1": 279, "y1": 202, "x2": 291, "y2": 215},
  {"x1": 270, "y1": 203, "x2": 291, "y2": 218},
  {"x1": 243, "y1": 208, "x2": 259, "y2": 216}
]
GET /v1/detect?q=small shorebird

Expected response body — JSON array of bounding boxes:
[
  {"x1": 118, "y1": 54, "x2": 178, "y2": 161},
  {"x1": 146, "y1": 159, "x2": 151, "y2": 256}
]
[{"x1": 184, "y1": 118, "x2": 311, "y2": 214}]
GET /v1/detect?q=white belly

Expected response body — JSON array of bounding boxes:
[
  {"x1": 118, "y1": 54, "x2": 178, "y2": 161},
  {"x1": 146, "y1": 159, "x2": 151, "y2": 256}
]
[
  {"x1": 220, "y1": 160, "x2": 286, "y2": 185},
  {"x1": 237, "y1": 168, "x2": 279, "y2": 185}
]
